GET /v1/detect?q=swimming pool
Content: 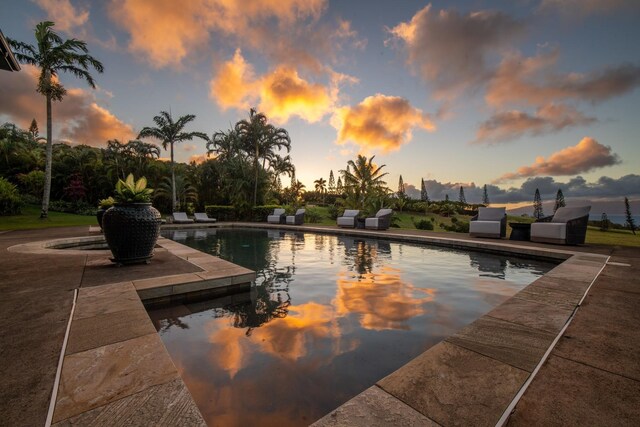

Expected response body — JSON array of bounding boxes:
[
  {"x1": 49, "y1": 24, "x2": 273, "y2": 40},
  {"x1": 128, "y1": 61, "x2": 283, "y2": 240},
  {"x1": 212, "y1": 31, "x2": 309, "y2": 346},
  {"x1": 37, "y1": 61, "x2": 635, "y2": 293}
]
[{"x1": 149, "y1": 228, "x2": 555, "y2": 426}]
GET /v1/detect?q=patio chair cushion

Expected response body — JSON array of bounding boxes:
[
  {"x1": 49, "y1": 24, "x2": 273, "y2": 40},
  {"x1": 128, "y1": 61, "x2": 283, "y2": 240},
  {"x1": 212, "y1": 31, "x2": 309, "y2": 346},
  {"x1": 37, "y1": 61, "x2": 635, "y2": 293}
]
[
  {"x1": 194, "y1": 212, "x2": 216, "y2": 223},
  {"x1": 469, "y1": 221, "x2": 501, "y2": 236},
  {"x1": 172, "y1": 212, "x2": 194, "y2": 223},
  {"x1": 477, "y1": 207, "x2": 506, "y2": 221},
  {"x1": 286, "y1": 209, "x2": 305, "y2": 225},
  {"x1": 551, "y1": 206, "x2": 590, "y2": 223},
  {"x1": 375, "y1": 208, "x2": 393, "y2": 218},
  {"x1": 342, "y1": 210, "x2": 360, "y2": 217},
  {"x1": 531, "y1": 222, "x2": 566, "y2": 240},
  {"x1": 267, "y1": 208, "x2": 286, "y2": 224},
  {"x1": 365, "y1": 217, "x2": 383, "y2": 228},
  {"x1": 337, "y1": 217, "x2": 357, "y2": 227}
]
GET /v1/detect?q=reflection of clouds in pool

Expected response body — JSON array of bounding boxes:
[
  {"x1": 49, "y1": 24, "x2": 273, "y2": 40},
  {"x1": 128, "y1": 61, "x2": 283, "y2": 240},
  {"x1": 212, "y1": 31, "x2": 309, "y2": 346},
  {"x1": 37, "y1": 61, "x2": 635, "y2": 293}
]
[
  {"x1": 205, "y1": 302, "x2": 353, "y2": 378},
  {"x1": 334, "y1": 266, "x2": 436, "y2": 331}
]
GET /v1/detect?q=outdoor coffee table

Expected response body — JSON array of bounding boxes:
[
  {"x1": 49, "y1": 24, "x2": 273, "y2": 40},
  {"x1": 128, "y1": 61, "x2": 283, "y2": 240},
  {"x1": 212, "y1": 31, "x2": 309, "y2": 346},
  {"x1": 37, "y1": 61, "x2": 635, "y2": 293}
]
[{"x1": 509, "y1": 222, "x2": 532, "y2": 241}]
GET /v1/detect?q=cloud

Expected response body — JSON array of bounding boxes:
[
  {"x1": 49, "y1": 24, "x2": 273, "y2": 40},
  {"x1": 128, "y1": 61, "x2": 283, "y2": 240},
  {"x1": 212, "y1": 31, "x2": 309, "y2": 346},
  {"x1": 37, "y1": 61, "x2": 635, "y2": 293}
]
[
  {"x1": 416, "y1": 174, "x2": 640, "y2": 204},
  {"x1": 387, "y1": 4, "x2": 523, "y2": 99},
  {"x1": 494, "y1": 137, "x2": 620, "y2": 183},
  {"x1": 188, "y1": 154, "x2": 208, "y2": 165},
  {"x1": 34, "y1": 0, "x2": 89, "y2": 33},
  {"x1": 486, "y1": 51, "x2": 640, "y2": 108},
  {"x1": 108, "y1": 0, "x2": 362, "y2": 71},
  {"x1": 475, "y1": 103, "x2": 596, "y2": 144},
  {"x1": 539, "y1": 0, "x2": 640, "y2": 16},
  {"x1": 0, "y1": 65, "x2": 134, "y2": 146},
  {"x1": 210, "y1": 49, "x2": 349, "y2": 124},
  {"x1": 331, "y1": 94, "x2": 435, "y2": 152}
]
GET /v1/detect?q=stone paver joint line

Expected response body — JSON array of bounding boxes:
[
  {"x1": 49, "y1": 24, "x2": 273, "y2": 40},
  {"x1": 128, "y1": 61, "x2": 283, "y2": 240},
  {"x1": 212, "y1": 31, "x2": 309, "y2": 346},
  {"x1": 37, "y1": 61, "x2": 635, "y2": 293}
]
[
  {"x1": 495, "y1": 255, "x2": 610, "y2": 427},
  {"x1": 45, "y1": 288, "x2": 78, "y2": 427}
]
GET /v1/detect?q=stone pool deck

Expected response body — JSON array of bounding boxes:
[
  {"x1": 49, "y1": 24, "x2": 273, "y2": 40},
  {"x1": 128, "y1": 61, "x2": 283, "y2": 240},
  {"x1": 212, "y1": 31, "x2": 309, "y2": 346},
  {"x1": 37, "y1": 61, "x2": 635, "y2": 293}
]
[{"x1": 0, "y1": 224, "x2": 638, "y2": 426}]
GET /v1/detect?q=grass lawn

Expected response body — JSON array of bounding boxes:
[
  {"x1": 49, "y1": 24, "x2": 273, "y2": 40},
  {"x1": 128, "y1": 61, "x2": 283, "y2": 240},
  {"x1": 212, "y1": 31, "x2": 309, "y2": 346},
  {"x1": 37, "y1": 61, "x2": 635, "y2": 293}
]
[
  {"x1": 3, "y1": 204, "x2": 638, "y2": 247},
  {"x1": 0, "y1": 205, "x2": 96, "y2": 231}
]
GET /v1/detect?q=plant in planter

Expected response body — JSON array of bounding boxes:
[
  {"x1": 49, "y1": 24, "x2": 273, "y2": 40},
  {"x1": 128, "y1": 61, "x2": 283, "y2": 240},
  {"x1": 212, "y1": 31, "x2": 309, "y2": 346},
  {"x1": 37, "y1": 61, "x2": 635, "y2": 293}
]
[
  {"x1": 96, "y1": 196, "x2": 114, "y2": 229},
  {"x1": 102, "y1": 174, "x2": 161, "y2": 265}
]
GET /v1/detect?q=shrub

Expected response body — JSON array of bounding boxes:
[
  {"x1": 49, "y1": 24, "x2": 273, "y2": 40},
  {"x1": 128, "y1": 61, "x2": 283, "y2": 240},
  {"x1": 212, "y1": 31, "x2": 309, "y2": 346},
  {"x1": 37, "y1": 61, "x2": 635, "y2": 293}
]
[
  {"x1": 0, "y1": 177, "x2": 23, "y2": 215},
  {"x1": 49, "y1": 200, "x2": 95, "y2": 216},
  {"x1": 205, "y1": 205, "x2": 237, "y2": 221},
  {"x1": 327, "y1": 204, "x2": 341, "y2": 220},
  {"x1": 413, "y1": 218, "x2": 434, "y2": 230},
  {"x1": 252, "y1": 205, "x2": 282, "y2": 221},
  {"x1": 304, "y1": 207, "x2": 323, "y2": 223},
  {"x1": 442, "y1": 218, "x2": 470, "y2": 233}
]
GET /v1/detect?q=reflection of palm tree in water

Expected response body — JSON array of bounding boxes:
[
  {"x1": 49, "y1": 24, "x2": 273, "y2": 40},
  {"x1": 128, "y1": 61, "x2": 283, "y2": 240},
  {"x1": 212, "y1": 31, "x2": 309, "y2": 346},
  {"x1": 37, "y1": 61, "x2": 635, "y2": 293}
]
[
  {"x1": 156, "y1": 316, "x2": 190, "y2": 333},
  {"x1": 339, "y1": 237, "x2": 391, "y2": 276}
]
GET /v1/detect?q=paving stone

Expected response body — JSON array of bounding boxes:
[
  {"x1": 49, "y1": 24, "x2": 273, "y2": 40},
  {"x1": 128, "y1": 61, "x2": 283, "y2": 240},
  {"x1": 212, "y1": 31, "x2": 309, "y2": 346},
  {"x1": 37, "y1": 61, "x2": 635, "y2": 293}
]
[
  {"x1": 133, "y1": 272, "x2": 202, "y2": 290},
  {"x1": 66, "y1": 307, "x2": 157, "y2": 355},
  {"x1": 544, "y1": 263, "x2": 602, "y2": 282},
  {"x1": 53, "y1": 333, "x2": 179, "y2": 422},
  {"x1": 74, "y1": 282, "x2": 141, "y2": 320},
  {"x1": 526, "y1": 275, "x2": 591, "y2": 299},
  {"x1": 516, "y1": 284, "x2": 580, "y2": 310},
  {"x1": 507, "y1": 355, "x2": 640, "y2": 427},
  {"x1": 378, "y1": 341, "x2": 529, "y2": 427},
  {"x1": 487, "y1": 297, "x2": 573, "y2": 334},
  {"x1": 311, "y1": 386, "x2": 438, "y2": 427},
  {"x1": 52, "y1": 378, "x2": 206, "y2": 427},
  {"x1": 446, "y1": 316, "x2": 555, "y2": 372},
  {"x1": 553, "y1": 288, "x2": 640, "y2": 380}
]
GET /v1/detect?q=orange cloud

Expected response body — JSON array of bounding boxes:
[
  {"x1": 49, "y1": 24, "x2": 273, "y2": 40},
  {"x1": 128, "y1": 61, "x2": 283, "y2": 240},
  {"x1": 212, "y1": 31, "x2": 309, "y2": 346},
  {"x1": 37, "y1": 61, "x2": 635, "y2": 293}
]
[
  {"x1": 387, "y1": 4, "x2": 523, "y2": 99},
  {"x1": 35, "y1": 0, "x2": 89, "y2": 33},
  {"x1": 335, "y1": 267, "x2": 435, "y2": 331},
  {"x1": 108, "y1": 0, "x2": 345, "y2": 70},
  {"x1": 0, "y1": 65, "x2": 134, "y2": 146},
  {"x1": 331, "y1": 94, "x2": 435, "y2": 152},
  {"x1": 494, "y1": 137, "x2": 620, "y2": 183},
  {"x1": 188, "y1": 154, "x2": 209, "y2": 165},
  {"x1": 210, "y1": 50, "x2": 346, "y2": 124},
  {"x1": 474, "y1": 103, "x2": 596, "y2": 144},
  {"x1": 486, "y1": 50, "x2": 640, "y2": 108}
]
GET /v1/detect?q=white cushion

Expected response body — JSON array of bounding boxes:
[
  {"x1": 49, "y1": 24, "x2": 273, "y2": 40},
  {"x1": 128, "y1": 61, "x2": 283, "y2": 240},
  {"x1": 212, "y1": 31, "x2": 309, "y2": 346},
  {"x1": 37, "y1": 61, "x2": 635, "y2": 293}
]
[
  {"x1": 286, "y1": 216, "x2": 296, "y2": 224},
  {"x1": 342, "y1": 210, "x2": 359, "y2": 217},
  {"x1": 531, "y1": 222, "x2": 566, "y2": 240},
  {"x1": 365, "y1": 218, "x2": 380, "y2": 228},
  {"x1": 470, "y1": 221, "x2": 501, "y2": 235},
  {"x1": 552, "y1": 206, "x2": 590, "y2": 223},
  {"x1": 477, "y1": 207, "x2": 505, "y2": 221},
  {"x1": 337, "y1": 217, "x2": 356, "y2": 227},
  {"x1": 267, "y1": 215, "x2": 282, "y2": 223}
]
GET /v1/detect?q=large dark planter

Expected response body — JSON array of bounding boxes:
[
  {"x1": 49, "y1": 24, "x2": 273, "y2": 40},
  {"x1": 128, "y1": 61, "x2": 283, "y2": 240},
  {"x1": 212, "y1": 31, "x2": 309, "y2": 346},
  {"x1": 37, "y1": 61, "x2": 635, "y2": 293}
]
[
  {"x1": 96, "y1": 208, "x2": 107, "y2": 229},
  {"x1": 102, "y1": 203, "x2": 161, "y2": 265}
]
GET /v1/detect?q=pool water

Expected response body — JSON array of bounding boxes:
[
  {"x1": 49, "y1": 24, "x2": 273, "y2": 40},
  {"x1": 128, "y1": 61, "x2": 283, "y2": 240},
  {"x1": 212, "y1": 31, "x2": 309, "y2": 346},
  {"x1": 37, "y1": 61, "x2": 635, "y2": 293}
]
[{"x1": 150, "y1": 228, "x2": 555, "y2": 426}]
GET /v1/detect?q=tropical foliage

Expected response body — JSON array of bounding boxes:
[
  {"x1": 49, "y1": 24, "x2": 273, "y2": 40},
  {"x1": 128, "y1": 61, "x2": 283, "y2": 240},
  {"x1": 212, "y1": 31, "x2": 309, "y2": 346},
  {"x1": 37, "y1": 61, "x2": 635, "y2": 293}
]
[{"x1": 114, "y1": 174, "x2": 154, "y2": 203}]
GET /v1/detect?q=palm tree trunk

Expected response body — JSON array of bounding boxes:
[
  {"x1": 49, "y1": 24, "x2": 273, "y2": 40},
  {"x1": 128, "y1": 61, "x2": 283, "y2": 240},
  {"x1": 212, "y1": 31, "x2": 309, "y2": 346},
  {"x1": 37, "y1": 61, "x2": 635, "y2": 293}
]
[
  {"x1": 171, "y1": 142, "x2": 177, "y2": 213},
  {"x1": 253, "y1": 141, "x2": 258, "y2": 206},
  {"x1": 41, "y1": 92, "x2": 53, "y2": 219}
]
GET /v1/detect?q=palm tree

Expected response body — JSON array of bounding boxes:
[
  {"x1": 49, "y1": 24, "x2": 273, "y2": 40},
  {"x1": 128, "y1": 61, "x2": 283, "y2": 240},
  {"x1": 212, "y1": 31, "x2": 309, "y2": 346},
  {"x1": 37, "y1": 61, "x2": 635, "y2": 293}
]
[
  {"x1": 314, "y1": 177, "x2": 327, "y2": 203},
  {"x1": 138, "y1": 111, "x2": 207, "y2": 212},
  {"x1": 341, "y1": 155, "x2": 389, "y2": 210},
  {"x1": 206, "y1": 129, "x2": 239, "y2": 162},
  {"x1": 235, "y1": 108, "x2": 291, "y2": 206},
  {"x1": 8, "y1": 21, "x2": 104, "y2": 218}
]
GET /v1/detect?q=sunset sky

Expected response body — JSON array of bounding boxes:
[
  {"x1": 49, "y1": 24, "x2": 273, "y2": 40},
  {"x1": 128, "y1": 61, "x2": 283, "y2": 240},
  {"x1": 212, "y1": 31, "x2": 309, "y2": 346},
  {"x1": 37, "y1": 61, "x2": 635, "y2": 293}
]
[{"x1": 1, "y1": 0, "x2": 639, "y2": 207}]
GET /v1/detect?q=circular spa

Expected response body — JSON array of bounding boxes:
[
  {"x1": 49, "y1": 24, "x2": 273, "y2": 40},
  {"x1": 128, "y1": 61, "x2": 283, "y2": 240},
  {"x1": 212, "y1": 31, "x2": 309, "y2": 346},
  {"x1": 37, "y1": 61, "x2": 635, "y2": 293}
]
[{"x1": 149, "y1": 228, "x2": 557, "y2": 427}]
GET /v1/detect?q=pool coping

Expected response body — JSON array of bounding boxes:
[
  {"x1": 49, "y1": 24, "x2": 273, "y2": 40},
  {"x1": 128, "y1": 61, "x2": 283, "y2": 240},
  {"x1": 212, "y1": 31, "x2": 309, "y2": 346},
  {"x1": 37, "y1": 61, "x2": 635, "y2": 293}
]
[
  {"x1": 35, "y1": 236, "x2": 256, "y2": 426},
  {"x1": 33, "y1": 224, "x2": 609, "y2": 426}
]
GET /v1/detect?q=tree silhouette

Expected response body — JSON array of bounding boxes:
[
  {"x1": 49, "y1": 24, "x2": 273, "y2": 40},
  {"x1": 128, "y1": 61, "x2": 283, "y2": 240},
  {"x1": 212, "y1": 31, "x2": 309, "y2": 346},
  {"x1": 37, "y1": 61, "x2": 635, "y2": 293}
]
[
  {"x1": 482, "y1": 184, "x2": 490, "y2": 206},
  {"x1": 533, "y1": 188, "x2": 544, "y2": 219},
  {"x1": 554, "y1": 189, "x2": 566, "y2": 213},
  {"x1": 600, "y1": 212, "x2": 610, "y2": 231},
  {"x1": 458, "y1": 186, "x2": 466, "y2": 205},
  {"x1": 624, "y1": 197, "x2": 636, "y2": 235},
  {"x1": 328, "y1": 170, "x2": 335, "y2": 195},
  {"x1": 397, "y1": 174, "x2": 405, "y2": 198},
  {"x1": 420, "y1": 178, "x2": 429, "y2": 203}
]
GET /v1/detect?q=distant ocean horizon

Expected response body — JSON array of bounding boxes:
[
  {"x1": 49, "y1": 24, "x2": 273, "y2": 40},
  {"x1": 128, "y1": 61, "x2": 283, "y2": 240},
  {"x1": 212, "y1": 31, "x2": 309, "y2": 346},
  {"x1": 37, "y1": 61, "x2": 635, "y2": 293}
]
[{"x1": 589, "y1": 214, "x2": 640, "y2": 225}]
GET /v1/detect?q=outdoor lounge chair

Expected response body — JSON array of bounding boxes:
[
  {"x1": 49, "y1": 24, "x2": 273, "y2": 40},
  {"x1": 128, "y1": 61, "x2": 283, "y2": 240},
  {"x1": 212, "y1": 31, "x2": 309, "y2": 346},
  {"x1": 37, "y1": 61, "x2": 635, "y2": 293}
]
[
  {"x1": 267, "y1": 208, "x2": 286, "y2": 224},
  {"x1": 194, "y1": 212, "x2": 216, "y2": 223},
  {"x1": 337, "y1": 210, "x2": 360, "y2": 228},
  {"x1": 530, "y1": 206, "x2": 591, "y2": 245},
  {"x1": 469, "y1": 207, "x2": 506, "y2": 239},
  {"x1": 286, "y1": 209, "x2": 305, "y2": 225},
  {"x1": 365, "y1": 208, "x2": 393, "y2": 230},
  {"x1": 171, "y1": 212, "x2": 194, "y2": 224}
]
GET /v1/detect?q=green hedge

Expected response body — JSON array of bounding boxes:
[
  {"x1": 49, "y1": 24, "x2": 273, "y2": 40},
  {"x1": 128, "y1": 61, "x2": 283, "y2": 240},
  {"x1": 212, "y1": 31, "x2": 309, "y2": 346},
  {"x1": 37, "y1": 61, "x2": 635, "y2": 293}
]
[{"x1": 205, "y1": 204, "x2": 284, "y2": 222}]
